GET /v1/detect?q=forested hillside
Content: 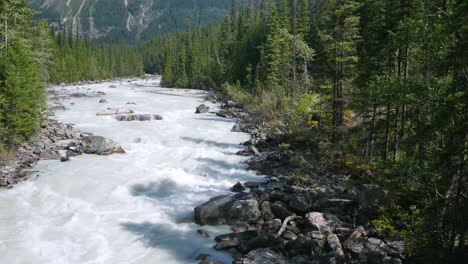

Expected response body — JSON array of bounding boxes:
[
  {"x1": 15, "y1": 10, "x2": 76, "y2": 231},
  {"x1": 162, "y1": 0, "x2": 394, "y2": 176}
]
[
  {"x1": 140, "y1": 0, "x2": 468, "y2": 262},
  {"x1": 28, "y1": 0, "x2": 235, "y2": 42},
  {"x1": 0, "y1": 0, "x2": 143, "y2": 161}
]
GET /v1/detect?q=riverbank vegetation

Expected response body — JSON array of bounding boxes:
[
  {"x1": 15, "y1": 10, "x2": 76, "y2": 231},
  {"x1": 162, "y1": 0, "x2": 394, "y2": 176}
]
[
  {"x1": 140, "y1": 0, "x2": 467, "y2": 262},
  {"x1": 0, "y1": 0, "x2": 143, "y2": 162}
]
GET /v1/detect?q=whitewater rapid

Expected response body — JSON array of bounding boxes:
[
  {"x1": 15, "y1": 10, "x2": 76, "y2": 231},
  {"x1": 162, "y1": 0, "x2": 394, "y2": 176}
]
[{"x1": 0, "y1": 79, "x2": 261, "y2": 264}]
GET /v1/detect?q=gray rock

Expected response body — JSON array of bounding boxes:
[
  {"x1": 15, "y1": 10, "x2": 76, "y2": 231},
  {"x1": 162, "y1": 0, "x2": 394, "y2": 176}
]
[
  {"x1": 153, "y1": 114, "x2": 163, "y2": 120},
  {"x1": 327, "y1": 234, "x2": 344, "y2": 259},
  {"x1": 226, "y1": 100, "x2": 237, "y2": 107},
  {"x1": 271, "y1": 201, "x2": 293, "y2": 221},
  {"x1": 99, "y1": 99, "x2": 108, "y2": 103},
  {"x1": 48, "y1": 105, "x2": 66, "y2": 111},
  {"x1": 194, "y1": 193, "x2": 261, "y2": 225},
  {"x1": 231, "y1": 222, "x2": 250, "y2": 233},
  {"x1": 40, "y1": 150, "x2": 60, "y2": 160},
  {"x1": 214, "y1": 230, "x2": 258, "y2": 250},
  {"x1": 261, "y1": 219, "x2": 282, "y2": 234},
  {"x1": 115, "y1": 114, "x2": 162, "y2": 121},
  {"x1": 286, "y1": 235, "x2": 326, "y2": 257},
  {"x1": 234, "y1": 248, "x2": 288, "y2": 264},
  {"x1": 232, "y1": 123, "x2": 242, "y2": 132},
  {"x1": 304, "y1": 212, "x2": 342, "y2": 233},
  {"x1": 96, "y1": 108, "x2": 134, "y2": 115},
  {"x1": 288, "y1": 193, "x2": 312, "y2": 213},
  {"x1": 260, "y1": 201, "x2": 275, "y2": 221},
  {"x1": 82, "y1": 136, "x2": 125, "y2": 155},
  {"x1": 231, "y1": 182, "x2": 246, "y2": 192},
  {"x1": 109, "y1": 85, "x2": 117, "y2": 88},
  {"x1": 197, "y1": 229, "x2": 210, "y2": 238},
  {"x1": 195, "y1": 104, "x2": 210, "y2": 114},
  {"x1": 244, "y1": 182, "x2": 259, "y2": 189},
  {"x1": 281, "y1": 230, "x2": 298, "y2": 240},
  {"x1": 58, "y1": 150, "x2": 69, "y2": 162}
]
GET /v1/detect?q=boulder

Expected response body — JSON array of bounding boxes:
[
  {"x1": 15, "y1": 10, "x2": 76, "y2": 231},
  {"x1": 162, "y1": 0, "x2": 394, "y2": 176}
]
[
  {"x1": 231, "y1": 182, "x2": 246, "y2": 192},
  {"x1": 115, "y1": 114, "x2": 163, "y2": 121},
  {"x1": 244, "y1": 182, "x2": 259, "y2": 189},
  {"x1": 281, "y1": 230, "x2": 298, "y2": 240},
  {"x1": 96, "y1": 108, "x2": 134, "y2": 116},
  {"x1": 286, "y1": 234, "x2": 326, "y2": 257},
  {"x1": 82, "y1": 136, "x2": 125, "y2": 155},
  {"x1": 304, "y1": 212, "x2": 342, "y2": 233},
  {"x1": 115, "y1": 114, "x2": 152, "y2": 121},
  {"x1": 233, "y1": 248, "x2": 288, "y2": 264},
  {"x1": 197, "y1": 229, "x2": 210, "y2": 238},
  {"x1": 214, "y1": 230, "x2": 258, "y2": 250},
  {"x1": 288, "y1": 193, "x2": 313, "y2": 213},
  {"x1": 194, "y1": 193, "x2": 261, "y2": 225},
  {"x1": 271, "y1": 201, "x2": 294, "y2": 221},
  {"x1": 58, "y1": 150, "x2": 69, "y2": 162},
  {"x1": 260, "y1": 201, "x2": 275, "y2": 221},
  {"x1": 326, "y1": 234, "x2": 344, "y2": 259},
  {"x1": 109, "y1": 85, "x2": 117, "y2": 88},
  {"x1": 99, "y1": 99, "x2": 108, "y2": 103},
  {"x1": 231, "y1": 222, "x2": 250, "y2": 233},
  {"x1": 48, "y1": 105, "x2": 66, "y2": 111},
  {"x1": 261, "y1": 219, "x2": 282, "y2": 234},
  {"x1": 153, "y1": 114, "x2": 164, "y2": 120},
  {"x1": 40, "y1": 150, "x2": 60, "y2": 160},
  {"x1": 344, "y1": 235, "x2": 401, "y2": 262},
  {"x1": 216, "y1": 109, "x2": 231, "y2": 118},
  {"x1": 195, "y1": 104, "x2": 210, "y2": 114},
  {"x1": 232, "y1": 123, "x2": 242, "y2": 132}
]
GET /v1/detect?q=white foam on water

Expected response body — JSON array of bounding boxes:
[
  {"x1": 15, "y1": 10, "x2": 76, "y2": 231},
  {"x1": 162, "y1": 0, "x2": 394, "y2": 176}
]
[{"x1": 0, "y1": 79, "x2": 262, "y2": 264}]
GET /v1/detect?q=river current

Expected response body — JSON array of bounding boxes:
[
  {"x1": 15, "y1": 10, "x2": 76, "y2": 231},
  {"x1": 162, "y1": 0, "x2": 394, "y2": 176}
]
[{"x1": 0, "y1": 78, "x2": 261, "y2": 264}]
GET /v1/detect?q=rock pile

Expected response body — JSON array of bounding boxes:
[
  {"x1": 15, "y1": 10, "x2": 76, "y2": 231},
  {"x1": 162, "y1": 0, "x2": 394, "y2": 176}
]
[
  {"x1": 0, "y1": 118, "x2": 126, "y2": 187},
  {"x1": 192, "y1": 97, "x2": 405, "y2": 264}
]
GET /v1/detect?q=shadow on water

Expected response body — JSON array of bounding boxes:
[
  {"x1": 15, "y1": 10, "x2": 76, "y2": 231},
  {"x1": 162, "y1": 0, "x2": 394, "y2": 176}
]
[
  {"x1": 192, "y1": 117, "x2": 237, "y2": 124},
  {"x1": 120, "y1": 222, "x2": 218, "y2": 263},
  {"x1": 130, "y1": 179, "x2": 178, "y2": 199},
  {"x1": 180, "y1": 136, "x2": 241, "y2": 149},
  {"x1": 195, "y1": 157, "x2": 246, "y2": 171}
]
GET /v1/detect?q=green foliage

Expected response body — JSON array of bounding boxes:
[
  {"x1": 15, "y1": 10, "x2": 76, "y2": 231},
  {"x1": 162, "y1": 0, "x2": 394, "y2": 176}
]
[
  {"x1": 49, "y1": 27, "x2": 144, "y2": 83},
  {"x1": 0, "y1": 0, "x2": 144, "y2": 159},
  {"x1": 145, "y1": 0, "x2": 468, "y2": 261}
]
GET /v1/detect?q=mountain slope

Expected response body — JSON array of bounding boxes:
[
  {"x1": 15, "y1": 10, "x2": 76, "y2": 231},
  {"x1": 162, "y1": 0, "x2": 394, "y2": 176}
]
[{"x1": 28, "y1": 0, "x2": 234, "y2": 41}]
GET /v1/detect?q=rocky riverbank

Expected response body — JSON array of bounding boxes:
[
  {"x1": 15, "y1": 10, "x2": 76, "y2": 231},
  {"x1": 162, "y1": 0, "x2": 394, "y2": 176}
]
[
  {"x1": 0, "y1": 83, "x2": 137, "y2": 188},
  {"x1": 193, "y1": 99, "x2": 405, "y2": 264}
]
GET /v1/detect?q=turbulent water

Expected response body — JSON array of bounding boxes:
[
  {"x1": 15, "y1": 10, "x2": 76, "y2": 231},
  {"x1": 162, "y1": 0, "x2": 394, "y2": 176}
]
[{"x1": 0, "y1": 79, "x2": 261, "y2": 264}]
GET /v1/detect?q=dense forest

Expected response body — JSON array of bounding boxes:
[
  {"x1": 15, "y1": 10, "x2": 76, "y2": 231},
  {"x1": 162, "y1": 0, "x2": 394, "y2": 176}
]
[
  {"x1": 0, "y1": 0, "x2": 143, "y2": 161},
  {"x1": 139, "y1": 0, "x2": 467, "y2": 262}
]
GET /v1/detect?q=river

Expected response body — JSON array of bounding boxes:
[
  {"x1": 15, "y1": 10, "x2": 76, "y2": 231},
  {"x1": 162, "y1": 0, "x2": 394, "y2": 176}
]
[{"x1": 0, "y1": 78, "x2": 261, "y2": 264}]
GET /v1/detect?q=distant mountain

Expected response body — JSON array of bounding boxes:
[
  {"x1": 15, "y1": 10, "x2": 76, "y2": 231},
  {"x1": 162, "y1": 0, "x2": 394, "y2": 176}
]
[{"x1": 28, "y1": 0, "x2": 235, "y2": 42}]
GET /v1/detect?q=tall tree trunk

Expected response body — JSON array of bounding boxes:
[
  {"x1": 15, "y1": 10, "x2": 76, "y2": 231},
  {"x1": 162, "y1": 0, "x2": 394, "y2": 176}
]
[
  {"x1": 369, "y1": 104, "x2": 377, "y2": 161},
  {"x1": 384, "y1": 104, "x2": 391, "y2": 160},
  {"x1": 393, "y1": 106, "x2": 399, "y2": 161}
]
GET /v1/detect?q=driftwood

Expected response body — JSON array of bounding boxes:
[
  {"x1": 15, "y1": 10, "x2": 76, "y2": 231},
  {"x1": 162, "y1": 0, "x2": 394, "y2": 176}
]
[{"x1": 275, "y1": 215, "x2": 302, "y2": 238}]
